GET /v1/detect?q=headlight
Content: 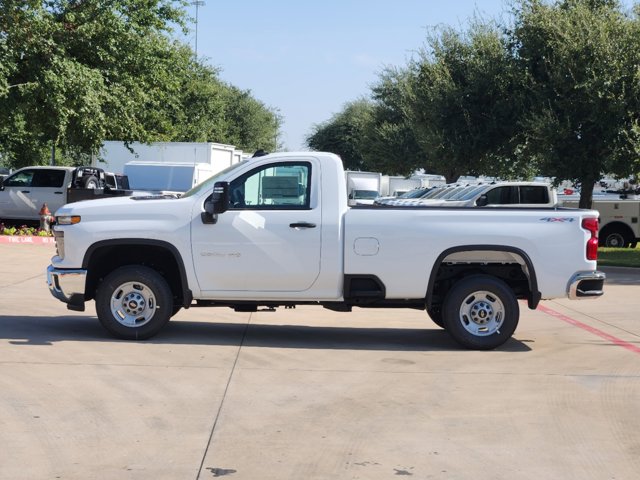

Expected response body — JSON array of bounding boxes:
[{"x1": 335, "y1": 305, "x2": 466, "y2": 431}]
[{"x1": 56, "y1": 215, "x2": 81, "y2": 225}]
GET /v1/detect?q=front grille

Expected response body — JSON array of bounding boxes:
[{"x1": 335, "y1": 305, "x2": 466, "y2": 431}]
[{"x1": 54, "y1": 230, "x2": 65, "y2": 259}]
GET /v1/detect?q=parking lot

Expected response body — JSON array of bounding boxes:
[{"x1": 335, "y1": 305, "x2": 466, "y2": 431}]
[{"x1": 0, "y1": 243, "x2": 639, "y2": 480}]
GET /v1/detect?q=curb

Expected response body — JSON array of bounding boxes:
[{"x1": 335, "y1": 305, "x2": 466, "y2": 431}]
[{"x1": 0, "y1": 236, "x2": 55, "y2": 245}]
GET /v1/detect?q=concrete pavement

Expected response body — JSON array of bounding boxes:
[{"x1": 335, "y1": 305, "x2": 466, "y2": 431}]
[{"x1": 0, "y1": 244, "x2": 638, "y2": 479}]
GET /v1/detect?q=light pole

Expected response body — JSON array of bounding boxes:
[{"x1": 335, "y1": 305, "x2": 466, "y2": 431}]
[{"x1": 192, "y1": 1, "x2": 205, "y2": 59}]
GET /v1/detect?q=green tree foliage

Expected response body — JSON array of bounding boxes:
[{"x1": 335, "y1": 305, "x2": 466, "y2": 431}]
[
  {"x1": 0, "y1": 1, "x2": 280, "y2": 168},
  {"x1": 360, "y1": 68, "x2": 425, "y2": 175},
  {"x1": 512, "y1": 0, "x2": 640, "y2": 208},
  {"x1": 407, "y1": 20, "x2": 525, "y2": 183},
  {"x1": 306, "y1": 99, "x2": 375, "y2": 171},
  {"x1": 220, "y1": 85, "x2": 282, "y2": 153}
]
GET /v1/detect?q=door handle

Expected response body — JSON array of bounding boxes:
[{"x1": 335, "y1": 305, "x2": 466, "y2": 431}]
[
  {"x1": 289, "y1": 222, "x2": 316, "y2": 229},
  {"x1": 20, "y1": 190, "x2": 30, "y2": 194},
  {"x1": 54, "y1": 191, "x2": 63, "y2": 194}
]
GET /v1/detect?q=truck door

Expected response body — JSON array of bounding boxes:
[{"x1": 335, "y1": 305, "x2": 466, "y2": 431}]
[
  {"x1": 0, "y1": 169, "x2": 66, "y2": 220},
  {"x1": 192, "y1": 160, "x2": 322, "y2": 293}
]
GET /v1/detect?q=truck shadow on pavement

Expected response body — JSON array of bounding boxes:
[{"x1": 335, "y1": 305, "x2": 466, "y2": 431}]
[{"x1": 0, "y1": 315, "x2": 532, "y2": 352}]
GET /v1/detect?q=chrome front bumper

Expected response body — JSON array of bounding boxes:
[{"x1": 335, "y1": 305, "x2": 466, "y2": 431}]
[
  {"x1": 46, "y1": 265, "x2": 87, "y2": 311},
  {"x1": 568, "y1": 271, "x2": 606, "y2": 300}
]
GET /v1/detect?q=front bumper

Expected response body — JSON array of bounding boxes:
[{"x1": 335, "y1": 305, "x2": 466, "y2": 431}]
[
  {"x1": 568, "y1": 271, "x2": 606, "y2": 300},
  {"x1": 46, "y1": 265, "x2": 87, "y2": 311}
]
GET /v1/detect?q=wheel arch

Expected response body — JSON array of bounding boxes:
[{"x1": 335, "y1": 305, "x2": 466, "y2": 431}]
[
  {"x1": 82, "y1": 239, "x2": 193, "y2": 308},
  {"x1": 425, "y1": 245, "x2": 541, "y2": 311}
]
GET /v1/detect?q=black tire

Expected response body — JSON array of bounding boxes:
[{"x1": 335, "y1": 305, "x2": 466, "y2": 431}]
[
  {"x1": 82, "y1": 175, "x2": 99, "y2": 189},
  {"x1": 95, "y1": 266, "x2": 173, "y2": 340},
  {"x1": 441, "y1": 275, "x2": 519, "y2": 350},
  {"x1": 600, "y1": 227, "x2": 632, "y2": 248},
  {"x1": 427, "y1": 305, "x2": 444, "y2": 328}
]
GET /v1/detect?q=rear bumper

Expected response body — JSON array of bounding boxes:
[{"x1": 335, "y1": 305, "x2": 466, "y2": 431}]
[
  {"x1": 46, "y1": 265, "x2": 87, "y2": 311},
  {"x1": 568, "y1": 271, "x2": 606, "y2": 300}
]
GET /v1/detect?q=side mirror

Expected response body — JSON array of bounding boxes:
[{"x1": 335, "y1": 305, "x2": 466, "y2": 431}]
[
  {"x1": 212, "y1": 181, "x2": 230, "y2": 214},
  {"x1": 476, "y1": 195, "x2": 488, "y2": 207},
  {"x1": 0, "y1": 178, "x2": 4, "y2": 191},
  {"x1": 201, "y1": 181, "x2": 230, "y2": 225}
]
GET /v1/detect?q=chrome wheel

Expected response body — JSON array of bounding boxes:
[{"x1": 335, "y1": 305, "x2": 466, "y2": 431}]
[
  {"x1": 458, "y1": 290, "x2": 505, "y2": 336},
  {"x1": 110, "y1": 281, "x2": 157, "y2": 328}
]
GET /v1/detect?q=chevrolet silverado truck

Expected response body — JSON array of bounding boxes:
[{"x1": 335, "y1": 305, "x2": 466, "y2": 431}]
[{"x1": 46, "y1": 152, "x2": 605, "y2": 350}]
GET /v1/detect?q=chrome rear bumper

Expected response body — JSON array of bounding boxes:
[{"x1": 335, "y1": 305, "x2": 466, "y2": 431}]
[{"x1": 568, "y1": 271, "x2": 606, "y2": 300}]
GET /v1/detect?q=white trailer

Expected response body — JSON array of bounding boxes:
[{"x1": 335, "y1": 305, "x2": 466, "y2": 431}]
[
  {"x1": 123, "y1": 162, "x2": 218, "y2": 193},
  {"x1": 96, "y1": 141, "x2": 244, "y2": 175}
]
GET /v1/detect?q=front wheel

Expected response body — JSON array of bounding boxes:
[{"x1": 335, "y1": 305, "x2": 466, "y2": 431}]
[
  {"x1": 442, "y1": 275, "x2": 519, "y2": 350},
  {"x1": 95, "y1": 266, "x2": 173, "y2": 340}
]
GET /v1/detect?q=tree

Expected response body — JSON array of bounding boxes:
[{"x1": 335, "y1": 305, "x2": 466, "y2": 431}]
[
  {"x1": 512, "y1": 0, "x2": 640, "y2": 208},
  {"x1": 0, "y1": 1, "x2": 281, "y2": 168},
  {"x1": 406, "y1": 19, "x2": 526, "y2": 183},
  {"x1": 360, "y1": 68, "x2": 426, "y2": 175},
  {"x1": 0, "y1": 1, "x2": 192, "y2": 167},
  {"x1": 220, "y1": 85, "x2": 282, "y2": 153},
  {"x1": 306, "y1": 99, "x2": 375, "y2": 171}
]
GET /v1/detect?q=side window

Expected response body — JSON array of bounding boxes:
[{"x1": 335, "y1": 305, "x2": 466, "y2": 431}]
[
  {"x1": 32, "y1": 170, "x2": 66, "y2": 188},
  {"x1": 519, "y1": 186, "x2": 549, "y2": 204},
  {"x1": 4, "y1": 170, "x2": 34, "y2": 187},
  {"x1": 485, "y1": 186, "x2": 517, "y2": 205},
  {"x1": 229, "y1": 162, "x2": 311, "y2": 210}
]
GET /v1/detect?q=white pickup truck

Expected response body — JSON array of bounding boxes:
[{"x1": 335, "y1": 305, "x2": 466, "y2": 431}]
[
  {"x1": 0, "y1": 166, "x2": 129, "y2": 221},
  {"x1": 46, "y1": 152, "x2": 605, "y2": 350}
]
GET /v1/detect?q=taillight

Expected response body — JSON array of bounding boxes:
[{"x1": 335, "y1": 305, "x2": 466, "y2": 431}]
[{"x1": 582, "y1": 217, "x2": 599, "y2": 261}]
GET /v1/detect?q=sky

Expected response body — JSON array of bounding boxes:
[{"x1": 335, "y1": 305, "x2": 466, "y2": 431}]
[{"x1": 184, "y1": 0, "x2": 633, "y2": 152}]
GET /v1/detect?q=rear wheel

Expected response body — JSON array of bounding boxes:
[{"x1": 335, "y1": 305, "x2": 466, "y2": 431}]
[
  {"x1": 96, "y1": 266, "x2": 173, "y2": 340},
  {"x1": 442, "y1": 275, "x2": 519, "y2": 350},
  {"x1": 600, "y1": 226, "x2": 633, "y2": 248}
]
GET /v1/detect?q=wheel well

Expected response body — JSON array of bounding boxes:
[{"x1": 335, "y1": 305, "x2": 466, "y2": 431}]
[
  {"x1": 426, "y1": 247, "x2": 539, "y2": 311},
  {"x1": 83, "y1": 243, "x2": 189, "y2": 307}
]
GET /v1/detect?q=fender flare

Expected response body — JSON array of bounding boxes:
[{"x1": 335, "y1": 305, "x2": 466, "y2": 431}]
[
  {"x1": 82, "y1": 238, "x2": 193, "y2": 307},
  {"x1": 425, "y1": 245, "x2": 541, "y2": 310}
]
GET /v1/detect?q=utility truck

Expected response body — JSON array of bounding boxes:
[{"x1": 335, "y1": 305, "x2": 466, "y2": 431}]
[
  {"x1": 47, "y1": 152, "x2": 605, "y2": 350},
  {"x1": 560, "y1": 195, "x2": 640, "y2": 248}
]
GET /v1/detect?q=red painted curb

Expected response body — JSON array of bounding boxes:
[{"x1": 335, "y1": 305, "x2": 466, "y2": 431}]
[{"x1": 0, "y1": 236, "x2": 55, "y2": 245}]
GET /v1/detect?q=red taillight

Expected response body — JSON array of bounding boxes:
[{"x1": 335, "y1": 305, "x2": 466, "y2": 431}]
[{"x1": 582, "y1": 218, "x2": 599, "y2": 261}]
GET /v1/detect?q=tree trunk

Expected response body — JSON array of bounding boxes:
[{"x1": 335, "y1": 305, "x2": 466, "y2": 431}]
[{"x1": 578, "y1": 178, "x2": 595, "y2": 209}]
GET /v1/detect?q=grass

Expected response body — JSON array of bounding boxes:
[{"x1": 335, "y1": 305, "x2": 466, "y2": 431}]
[{"x1": 598, "y1": 245, "x2": 640, "y2": 268}]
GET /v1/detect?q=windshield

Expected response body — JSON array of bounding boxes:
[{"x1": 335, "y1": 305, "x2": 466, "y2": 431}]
[
  {"x1": 447, "y1": 185, "x2": 487, "y2": 201},
  {"x1": 181, "y1": 159, "x2": 251, "y2": 198},
  {"x1": 400, "y1": 188, "x2": 429, "y2": 198},
  {"x1": 353, "y1": 190, "x2": 379, "y2": 199}
]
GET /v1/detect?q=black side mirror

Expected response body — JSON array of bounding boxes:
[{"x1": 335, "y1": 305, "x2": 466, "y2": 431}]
[
  {"x1": 0, "y1": 178, "x2": 4, "y2": 191},
  {"x1": 201, "y1": 181, "x2": 230, "y2": 225},
  {"x1": 476, "y1": 195, "x2": 488, "y2": 207},
  {"x1": 212, "y1": 181, "x2": 230, "y2": 214}
]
